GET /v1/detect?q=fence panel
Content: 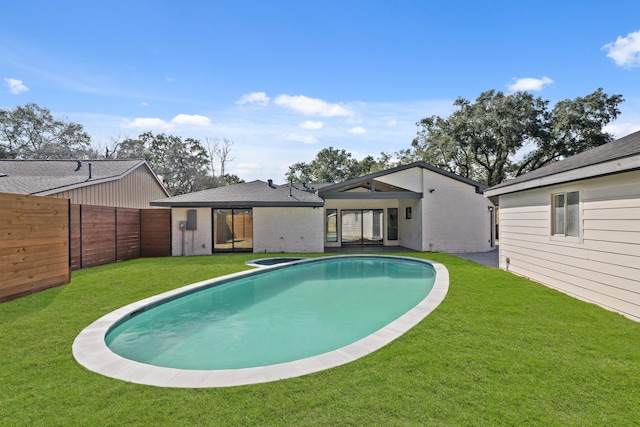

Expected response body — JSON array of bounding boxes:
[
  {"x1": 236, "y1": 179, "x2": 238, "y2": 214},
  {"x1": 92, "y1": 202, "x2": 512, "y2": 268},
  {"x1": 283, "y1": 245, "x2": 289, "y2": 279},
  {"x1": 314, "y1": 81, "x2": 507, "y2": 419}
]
[
  {"x1": 70, "y1": 204, "x2": 81, "y2": 270},
  {"x1": 116, "y1": 208, "x2": 141, "y2": 261},
  {"x1": 141, "y1": 209, "x2": 171, "y2": 257},
  {"x1": 81, "y1": 205, "x2": 116, "y2": 268},
  {"x1": 0, "y1": 193, "x2": 70, "y2": 302}
]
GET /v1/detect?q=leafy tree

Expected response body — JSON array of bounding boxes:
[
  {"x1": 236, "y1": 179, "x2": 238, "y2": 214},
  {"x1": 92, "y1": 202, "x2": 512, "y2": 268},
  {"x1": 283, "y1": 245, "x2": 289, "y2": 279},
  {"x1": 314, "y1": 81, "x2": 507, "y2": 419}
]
[
  {"x1": 400, "y1": 88, "x2": 623, "y2": 186},
  {"x1": 221, "y1": 174, "x2": 244, "y2": 186},
  {"x1": 113, "y1": 132, "x2": 212, "y2": 196},
  {"x1": 286, "y1": 147, "x2": 392, "y2": 183},
  {"x1": 0, "y1": 103, "x2": 94, "y2": 159},
  {"x1": 516, "y1": 88, "x2": 624, "y2": 175}
]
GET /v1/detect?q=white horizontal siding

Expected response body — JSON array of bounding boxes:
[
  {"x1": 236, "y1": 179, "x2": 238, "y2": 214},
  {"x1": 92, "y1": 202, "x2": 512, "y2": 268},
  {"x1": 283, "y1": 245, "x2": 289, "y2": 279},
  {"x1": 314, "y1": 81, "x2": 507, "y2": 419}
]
[{"x1": 498, "y1": 171, "x2": 640, "y2": 321}]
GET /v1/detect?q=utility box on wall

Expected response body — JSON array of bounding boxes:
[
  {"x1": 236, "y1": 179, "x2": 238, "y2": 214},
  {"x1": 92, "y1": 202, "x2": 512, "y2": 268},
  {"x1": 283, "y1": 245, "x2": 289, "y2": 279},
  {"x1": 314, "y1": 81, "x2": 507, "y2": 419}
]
[{"x1": 186, "y1": 209, "x2": 197, "y2": 230}]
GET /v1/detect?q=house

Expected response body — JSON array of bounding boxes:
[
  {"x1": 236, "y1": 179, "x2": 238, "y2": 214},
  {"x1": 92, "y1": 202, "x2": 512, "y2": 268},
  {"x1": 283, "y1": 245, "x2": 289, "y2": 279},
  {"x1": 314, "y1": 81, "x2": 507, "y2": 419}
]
[
  {"x1": 151, "y1": 161, "x2": 496, "y2": 255},
  {"x1": 0, "y1": 159, "x2": 169, "y2": 208},
  {"x1": 484, "y1": 130, "x2": 640, "y2": 321}
]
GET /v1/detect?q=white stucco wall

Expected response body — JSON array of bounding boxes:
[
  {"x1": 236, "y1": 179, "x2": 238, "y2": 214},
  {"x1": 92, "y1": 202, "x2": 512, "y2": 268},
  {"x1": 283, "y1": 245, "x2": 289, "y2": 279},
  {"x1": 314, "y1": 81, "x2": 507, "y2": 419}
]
[
  {"x1": 498, "y1": 171, "x2": 640, "y2": 321},
  {"x1": 376, "y1": 167, "x2": 424, "y2": 192},
  {"x1": 420, "y1": 170, "x2": 494, "y2": 253},
  {"x1": 398, "y1": 198, "x2": 423, "y2": 251},
  {"x1": 253, "y1": 207, "x2": 324, "y2": 253},
  {"x1": 171, "y1": 208, "x2": 212, "y2": 256}
]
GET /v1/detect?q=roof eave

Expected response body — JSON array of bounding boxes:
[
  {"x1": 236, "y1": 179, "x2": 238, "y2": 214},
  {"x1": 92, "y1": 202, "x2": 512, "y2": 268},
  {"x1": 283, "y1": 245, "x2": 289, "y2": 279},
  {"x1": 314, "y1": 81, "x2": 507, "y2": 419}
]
[
  {"x1": 485, "y1": 154, "x2": 640, "y2": 197},
  {"x1": 317, "y1": 161, "x2": 487, "y2": 195},
  {"x1": 150, "y1": 201, "x2": 324, "y2": 208}
]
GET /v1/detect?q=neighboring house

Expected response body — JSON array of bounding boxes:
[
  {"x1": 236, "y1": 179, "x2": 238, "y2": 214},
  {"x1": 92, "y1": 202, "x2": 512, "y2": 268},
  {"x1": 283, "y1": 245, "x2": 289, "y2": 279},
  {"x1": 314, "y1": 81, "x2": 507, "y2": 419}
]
[
  {"x1": 485, "y1": 130, "x2": 640, "y2": 321},
  {"x1": 0, "y1": 159, "x2": 169, "y2": 208},
  {"x1": 151, "y1": 161, "x2": 496, "y2": 255}
]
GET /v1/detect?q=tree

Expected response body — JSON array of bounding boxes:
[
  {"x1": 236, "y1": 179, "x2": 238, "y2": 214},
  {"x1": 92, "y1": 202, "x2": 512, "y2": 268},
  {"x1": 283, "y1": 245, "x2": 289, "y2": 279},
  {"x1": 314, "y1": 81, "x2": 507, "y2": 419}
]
[
  {"x1": 205, "y1": 137, "x2": 235, "y2": 181},
  {"x1": 400, "y1": 88, "x2": 623, "y2": 186},
  {"x1": 0, "y1": 103, "x2": 93, "y2": 159},
  {"x1": 113, "y1": 132, "x2": 212, "y2": 196},
  {"x1": 515, "y1": 88, "x2": 624, "y2": 175},
  {"x1": 286, "y1": 147, "x2": 392, "y2": 183}
]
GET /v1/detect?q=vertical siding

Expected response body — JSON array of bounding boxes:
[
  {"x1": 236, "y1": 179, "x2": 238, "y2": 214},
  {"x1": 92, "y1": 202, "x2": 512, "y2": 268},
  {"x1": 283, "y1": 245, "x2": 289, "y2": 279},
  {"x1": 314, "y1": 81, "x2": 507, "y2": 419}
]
[
  {"x1": 50, "y1": 167, "x2": 168, "y2": 208},
  {"x1": 498, "y1": 171, "x2": 640, "y2": 321},
  {"x1": 0, "y1": 193, "x2": 70, "y2": 301}
]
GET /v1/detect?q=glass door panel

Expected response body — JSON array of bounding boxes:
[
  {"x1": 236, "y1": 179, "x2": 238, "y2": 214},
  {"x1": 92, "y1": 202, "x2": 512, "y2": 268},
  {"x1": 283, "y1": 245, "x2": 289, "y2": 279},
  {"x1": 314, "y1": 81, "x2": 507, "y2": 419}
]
[
  {"x1": 341, "y1": 209, "x2": 383, "y2": 245},
  {"x1": 213, "y1": 208, "x2": 253, "y2": 252}
]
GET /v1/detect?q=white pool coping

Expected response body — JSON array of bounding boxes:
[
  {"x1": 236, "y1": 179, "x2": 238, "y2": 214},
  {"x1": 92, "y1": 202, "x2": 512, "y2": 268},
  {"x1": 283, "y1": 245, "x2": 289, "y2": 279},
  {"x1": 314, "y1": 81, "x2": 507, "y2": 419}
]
[{"x1": 72, "y1": 255, "x2": 449, "y2": 388}]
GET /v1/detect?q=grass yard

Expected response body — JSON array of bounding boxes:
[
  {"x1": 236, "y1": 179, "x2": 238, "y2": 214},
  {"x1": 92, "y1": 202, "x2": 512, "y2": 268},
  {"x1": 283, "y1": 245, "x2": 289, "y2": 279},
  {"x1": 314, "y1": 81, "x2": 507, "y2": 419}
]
[{"x1": 1, "y1": 252, "x2": 639, "y2": 426}]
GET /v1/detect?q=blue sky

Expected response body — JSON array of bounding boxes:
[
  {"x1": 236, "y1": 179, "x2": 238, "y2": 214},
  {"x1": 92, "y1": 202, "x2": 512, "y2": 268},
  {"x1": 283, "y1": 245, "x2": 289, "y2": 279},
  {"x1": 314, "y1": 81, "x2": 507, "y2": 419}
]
[{"x1": 2, "y1": 1, "x2": 640, "y2": 182}]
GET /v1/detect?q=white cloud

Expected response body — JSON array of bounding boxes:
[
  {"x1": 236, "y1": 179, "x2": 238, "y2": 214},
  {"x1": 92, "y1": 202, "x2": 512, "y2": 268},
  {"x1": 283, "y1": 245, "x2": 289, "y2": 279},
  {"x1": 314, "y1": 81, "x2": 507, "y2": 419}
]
[
  {"x1": 141, "y1": 102, "x2": 149, "y2": 107},
  {"x1": 172, "y1": 114, "x2": 211, "y2": 126},
  {"x1": 299, "y1": 120, "x2": 324, "y2": 130},
  {"x1": 508, "y1": 76, "x2": 554, "y2": 92},
  {"x1": 603, "y1": 30, "x2": 640, "y2": 68},
  {"x1": 387, "y1": 119, "x2": 398, "y2": 126},
  {"x1": 166, "y1": 76, "x2": 176, "y2": 82},
  {"x1": 274, "y1": 94, "x2": 354, "y2": 117},
  {"x1": 604, "y1": 122, "x2": 640, "y2": 139},
  {"x1": 124, "y1": 114, "x2": 211, "y2": 130},
  {"x1": 284, "y1": 133, "x2": 317, "y2": 144},
  {"x1": 125, "y1": 117, "x2": 172, "y2": 130},
  {"x1": 4, "y1": 77, "x2": 29, "y2": 94},
  {"x1": 236, "y1": 91, "x2": 270, "y2": 106},
  {"x1": 347, "y1": 126, "x2": 366, "y2": 134}
]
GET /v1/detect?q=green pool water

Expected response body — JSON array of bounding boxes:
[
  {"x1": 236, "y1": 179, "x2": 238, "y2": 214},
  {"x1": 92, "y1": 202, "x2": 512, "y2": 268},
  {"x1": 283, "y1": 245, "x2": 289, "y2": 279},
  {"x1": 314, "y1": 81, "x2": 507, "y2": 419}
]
[{"x1": 105, "y1": 256, "x2": 436, "y2": 370}]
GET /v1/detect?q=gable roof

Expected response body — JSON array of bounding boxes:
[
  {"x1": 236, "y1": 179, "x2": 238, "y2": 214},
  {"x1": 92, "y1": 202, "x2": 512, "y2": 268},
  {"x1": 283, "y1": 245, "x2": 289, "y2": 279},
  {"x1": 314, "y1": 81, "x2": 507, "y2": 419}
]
[
  {"x1": 0, "y1": 159, "x2": 169, "y2": 196},
  {"x1": 150, "y1": 180, "x2": 325, "y2": 208},
  {"x1": 485, "y1": 130, "x2": 640, "y2": 197},
  {"x1": 318, "y1": 161, "x2": 489, "y2": 196}
]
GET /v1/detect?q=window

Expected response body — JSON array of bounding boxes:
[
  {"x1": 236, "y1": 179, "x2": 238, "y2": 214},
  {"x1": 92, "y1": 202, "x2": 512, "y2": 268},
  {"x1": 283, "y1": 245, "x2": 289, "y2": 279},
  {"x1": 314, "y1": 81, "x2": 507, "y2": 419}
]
[
  {"x1": 552, "y1": 191, "x2": 580, "y2": 237},
  {"x1": 388, "y1": 208, "x2": 398, "y2": 240},
  {"x1": 326, "y1": 209, "x2": 337, "y2": 242},
  {"x1": 213, "y1": 208, "x2": 253, "y2": 252},
  {"x1": 405, "y1": 207, "x2": 412, "y2": 219}
]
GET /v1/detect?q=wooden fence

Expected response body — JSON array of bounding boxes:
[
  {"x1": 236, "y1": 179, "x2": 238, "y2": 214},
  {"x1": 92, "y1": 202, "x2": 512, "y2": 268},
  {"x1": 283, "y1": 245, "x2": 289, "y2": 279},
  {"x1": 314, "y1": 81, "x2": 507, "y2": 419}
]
[
  {"x1": 1, "y1": 193, "x2": 172, "y2": 301},
  {"x1": 71, "y1": 204, "x2": 171, "y2": 270},
  {"x1": 0, "y1": 193, "x2": 70, "y2": 302}
]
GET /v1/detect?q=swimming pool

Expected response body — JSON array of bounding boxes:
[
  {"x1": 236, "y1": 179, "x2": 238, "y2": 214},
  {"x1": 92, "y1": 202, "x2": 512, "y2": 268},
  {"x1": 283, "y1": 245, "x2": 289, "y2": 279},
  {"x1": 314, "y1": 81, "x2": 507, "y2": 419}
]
[{"x1": 73, "y1": 255, "x2": 449, "y2": 388}]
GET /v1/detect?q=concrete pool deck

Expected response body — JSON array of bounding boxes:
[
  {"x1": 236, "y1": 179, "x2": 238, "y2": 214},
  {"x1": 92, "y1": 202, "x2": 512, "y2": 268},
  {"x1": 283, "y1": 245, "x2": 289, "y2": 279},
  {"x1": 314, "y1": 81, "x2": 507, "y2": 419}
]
[
  {"x1": 448, "y1": 245, "x2": 499, "y2": 268},
  {"x1": 73, "y1": 256, "x2": 449, "y2": 388}
]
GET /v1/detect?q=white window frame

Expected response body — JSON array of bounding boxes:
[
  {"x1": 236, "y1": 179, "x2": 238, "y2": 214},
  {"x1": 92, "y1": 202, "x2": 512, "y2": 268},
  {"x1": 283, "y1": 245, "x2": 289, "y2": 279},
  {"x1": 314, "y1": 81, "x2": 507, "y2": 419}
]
[{"x1": 551, "y1": 190, "x2": 581, "y2": 242}]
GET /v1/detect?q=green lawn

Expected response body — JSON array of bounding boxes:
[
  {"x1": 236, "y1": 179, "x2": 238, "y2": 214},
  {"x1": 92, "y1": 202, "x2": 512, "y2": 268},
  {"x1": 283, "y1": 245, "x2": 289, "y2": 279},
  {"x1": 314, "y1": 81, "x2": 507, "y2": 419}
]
[{"x1": 1, "y1": 253, "x2": 639, "y2": 426}]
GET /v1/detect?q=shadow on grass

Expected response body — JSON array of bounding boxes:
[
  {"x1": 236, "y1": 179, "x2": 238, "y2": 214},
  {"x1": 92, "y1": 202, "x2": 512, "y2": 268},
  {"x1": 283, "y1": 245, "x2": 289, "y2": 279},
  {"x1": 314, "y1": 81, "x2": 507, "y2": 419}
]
[{"x1": 0, "y1": 284, "x2": 66, "y2": 324}]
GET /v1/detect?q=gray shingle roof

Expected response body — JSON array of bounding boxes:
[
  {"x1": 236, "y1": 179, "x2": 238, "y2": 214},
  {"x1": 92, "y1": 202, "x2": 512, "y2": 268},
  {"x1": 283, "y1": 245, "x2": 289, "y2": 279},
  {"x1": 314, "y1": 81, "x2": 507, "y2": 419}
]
[
  {"x1": 0, "y1": 159, "x2": 158, "y2": 195},
  {"x1": 151, "y1": 180, "x2": 325, "y2": 207},
  {"x1": 486, "y1": 130, "x2": 640, "y2": 195}
]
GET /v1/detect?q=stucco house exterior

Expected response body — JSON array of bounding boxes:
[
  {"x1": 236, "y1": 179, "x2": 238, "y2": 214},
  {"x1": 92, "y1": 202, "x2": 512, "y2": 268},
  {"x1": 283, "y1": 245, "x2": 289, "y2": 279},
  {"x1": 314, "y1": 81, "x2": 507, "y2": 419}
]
[
  {"x1": 0, "y1": 159, "x2": 169, "y2": 208},
  {"x1": 151, "y1": 161, "x2": 496, "y2": 255},
  {"x1": 485, "y1": 130, "x2": 640, "y2": 321}
]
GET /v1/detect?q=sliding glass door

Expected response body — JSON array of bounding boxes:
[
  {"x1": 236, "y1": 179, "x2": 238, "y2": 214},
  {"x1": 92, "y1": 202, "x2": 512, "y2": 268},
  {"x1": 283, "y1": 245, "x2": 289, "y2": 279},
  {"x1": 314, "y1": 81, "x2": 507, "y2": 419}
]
[
  {"x1": 341, "y1": 209, "x2": 384, "y2": 245},
  {"x1": 213, "y1": 208, "x2": 253, "y2": 252}
]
